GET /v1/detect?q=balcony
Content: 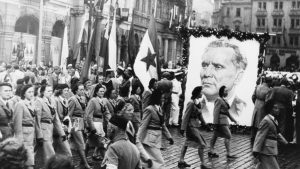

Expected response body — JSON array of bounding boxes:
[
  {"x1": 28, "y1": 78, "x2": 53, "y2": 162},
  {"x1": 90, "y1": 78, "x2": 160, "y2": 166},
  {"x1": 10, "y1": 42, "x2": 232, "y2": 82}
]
[
  {"x1": 272, "y1": 10, "x2": 284, "y2": 16},
  {"x1": 290, "y1": 9, "x2": 300, "y2": 16},
  {"x1": 70, "y1": 6, "x2": 85, "y2": 16},
  {"x1": 256, "y1": 10, "x2": 267, "y2": 17},
  {"x1": 272, "y1": 27, "x2": 283, "y2": 32},
  {"x1": 256, "y1": 27, "x2": 267, "y2": 32},
  {"x1": 289, "y1": 28, "x2": 300, "y2": 34}
]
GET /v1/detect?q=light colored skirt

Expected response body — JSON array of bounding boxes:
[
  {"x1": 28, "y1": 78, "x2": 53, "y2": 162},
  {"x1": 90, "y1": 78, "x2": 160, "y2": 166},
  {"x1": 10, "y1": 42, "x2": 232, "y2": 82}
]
[{"x1": 143, "y1": 144, "x2": 165, "y2": 169}]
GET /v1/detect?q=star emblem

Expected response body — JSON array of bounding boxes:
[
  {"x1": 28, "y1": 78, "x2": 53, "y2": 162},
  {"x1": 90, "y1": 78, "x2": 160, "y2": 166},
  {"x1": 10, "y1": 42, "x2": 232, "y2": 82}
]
[{"x1": 141, "y1": 48, "x2": 156, "y2": 71}]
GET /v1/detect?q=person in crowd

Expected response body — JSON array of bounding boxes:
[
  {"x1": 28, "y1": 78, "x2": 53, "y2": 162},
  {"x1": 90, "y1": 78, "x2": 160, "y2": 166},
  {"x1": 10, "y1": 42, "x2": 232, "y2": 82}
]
[
  {"x1": 142, "y1": 78, "x2": 157, "y2": 111},
  {"x1": 251, "y1": 77, "x2": 271, "y2": 143},
  {"x1": 179, "y1": 86, "x2": 210, "y2": 169},
  {"x1": 68, "y1": 83, "x2": 91, "y2": 169},
  {"x1": 23, "y1": 76, "x2": 35, "y2": 85},
  {"x1": 13, "y1": 85, "x2": 36, "y2": 169},
  {"x1": 265, "y1": 78, "x2": 294, "y2": 142},
  {"x1": 157, "y1": 72, "x2": 173, "y2": 125},
  {"x1": 101, "y1": 115, "x2": 142, "y2": 169},
  {"x1": 85, "y1": 84, "x2": 110, "y2": 161},
  {"x1": 53, "y1": 84, "x2": 72, "y2": 158},
  {"x1": 0, "y1": 62, "x2": 7, "y2": 83},
  {"x1": 89, "y1": 66, "x2": 97, "y2": 84},
  {"x1": 253, "y1": 100, "x2": 288, "y2": 169},
  {"x1": 0, "y1": 137, "x2": 28, "y2": 169},
  {"x1": 11, "y1": 65, "x2": 25, "y2": 86},
  {"x1": 116, "y1": 66, "x2": 125, "y2": 84},
  {"x1": 9, "y1": 79, "x2": 24, "y2": 111},
  {"x1": 209, "y1": 86, "x2": 238, "y2": 159},
  {"x1": 103, "y1": 88, "x2": 117, "y2": 117},
  {"x1": 45, "y1": 154, "x2": 74, "y2": 169},
  {"x1": 0, "y1": 65, "x2": 13, "y2": 84},
  {"x1": 169, "y1": 72, "x2": 182, "y2": 127},
  {"x1": 35, "y1": 85, "x2": 66, "y2": 164},
  {"x1": 84, "y1": 80, "x2": 93, "y2": 103},
  {"x1": 48, "y1": 66, "x2": 61, "y2": 87},
  {"x1": 96, "y1": 74, "x2": 105, "y2": 85},
  {"x1": 0, "y1": 83, "x2": 13, "y2": 141},
  {"x1": 137, "y1": 89, "x2": 174, "y2": 169},
  {"x1": 37, "y1": 67, "x2": 47, "y2": 84},
  {"x1": 105, "y1": 69, "x2": 120, "y2": 92},
  {"x1": 129, "y1": 82, "x2": 143, "y2": 131}
]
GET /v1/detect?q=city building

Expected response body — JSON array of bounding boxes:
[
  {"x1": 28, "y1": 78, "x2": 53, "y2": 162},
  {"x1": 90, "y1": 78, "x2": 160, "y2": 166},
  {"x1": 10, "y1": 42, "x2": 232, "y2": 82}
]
[
  {"x1": 251, "y1": 0, "x2": 300, "y2": 70},
  {"x1": 0, "y1": 0, "x2": 71, "y2": 65},
  {"x1": 212, "y1": 0, "x2": 251, "y2": 31},
  {"x1": 133, "y1": 0, "x2": 193, "y2": 68},
  {"x1": 193, "y1": 0, "x2": 214, "y2": 27}
]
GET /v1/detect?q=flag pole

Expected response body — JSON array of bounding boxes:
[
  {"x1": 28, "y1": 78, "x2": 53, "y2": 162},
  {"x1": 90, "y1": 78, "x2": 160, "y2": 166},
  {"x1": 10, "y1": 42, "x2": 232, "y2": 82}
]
[
  {"x1": 153, "y1": 0, "x2": 157, "y2": 17},
  {"x1": 153, "y1": 0, "x2": 161, "y2": 80}
]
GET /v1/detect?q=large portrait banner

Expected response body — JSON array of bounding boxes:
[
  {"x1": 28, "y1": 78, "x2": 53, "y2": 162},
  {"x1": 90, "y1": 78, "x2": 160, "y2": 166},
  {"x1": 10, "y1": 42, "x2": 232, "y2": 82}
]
[{"x1": 179, "y1": 27, "x2": 270, "y2": 126}]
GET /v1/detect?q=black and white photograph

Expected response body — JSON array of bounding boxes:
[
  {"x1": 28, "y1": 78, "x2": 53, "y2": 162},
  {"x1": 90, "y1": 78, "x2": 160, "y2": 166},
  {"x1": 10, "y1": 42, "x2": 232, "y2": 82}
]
[{"x1": 0, "y1": 0, "x2": 299, "y2": 169}]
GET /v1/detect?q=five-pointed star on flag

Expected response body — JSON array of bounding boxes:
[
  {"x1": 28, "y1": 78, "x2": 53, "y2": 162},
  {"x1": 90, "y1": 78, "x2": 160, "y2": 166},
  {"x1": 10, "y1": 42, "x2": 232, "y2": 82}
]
[{"x1": 141, "y1": 48, "x2": 156, "y2": 71}]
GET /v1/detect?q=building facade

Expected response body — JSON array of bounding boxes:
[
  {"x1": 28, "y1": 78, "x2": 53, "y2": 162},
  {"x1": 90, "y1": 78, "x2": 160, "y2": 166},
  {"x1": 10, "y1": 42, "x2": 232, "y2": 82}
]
[
  {"x1": 133, "y1": 0, "x2": 192, "y2": 68},
  {"x1": 251, "y1": 0, "x2": 300, "y2": 70},
  {"x1": 212, "y1": 0, "x2": 252, "y2": 31},
  {"x1": 0, "y1": 0, "x2": 71, "y2": 65}
]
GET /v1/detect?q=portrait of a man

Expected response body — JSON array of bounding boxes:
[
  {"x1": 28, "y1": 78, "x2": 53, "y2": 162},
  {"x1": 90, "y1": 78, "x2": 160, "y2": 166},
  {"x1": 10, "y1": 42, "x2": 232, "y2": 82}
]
[{"x1": 184, "y1": 37, "x2": 259, "y2": 125}]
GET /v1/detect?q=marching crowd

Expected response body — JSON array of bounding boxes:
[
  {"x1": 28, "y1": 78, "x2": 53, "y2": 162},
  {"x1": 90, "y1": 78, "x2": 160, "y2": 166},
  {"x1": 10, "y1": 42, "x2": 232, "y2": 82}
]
[
  {"x1": 0, "y1": 62, "x2": 188, "y2": 169},
  {"x1": 0, "y1": 60, "x2": 298, "y2": 169}
]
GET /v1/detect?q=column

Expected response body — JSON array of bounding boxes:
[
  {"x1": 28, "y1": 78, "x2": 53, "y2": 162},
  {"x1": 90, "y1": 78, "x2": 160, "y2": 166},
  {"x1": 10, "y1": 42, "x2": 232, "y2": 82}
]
[
  {"x1": 164, "y1": 38, "x2": 168, "y2": 64},
  {"x1": 172, "y1": 40, "x2": 177, "y2": 68},
  {"x1": 36, "y1": 0, "x2": 44, "y2": 64}
]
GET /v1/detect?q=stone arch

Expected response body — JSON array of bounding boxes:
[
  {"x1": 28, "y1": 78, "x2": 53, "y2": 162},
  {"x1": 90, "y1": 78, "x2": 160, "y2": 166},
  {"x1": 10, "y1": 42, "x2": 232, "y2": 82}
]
[
  {"x1": 286, "y1": 55, "x2": 299, "y2": 69},
  {"x1": 52, "y1": 20, "x2": 65, "y2": 38},
  {"x1": 270, "y1": 53, "x2": 280, "y2": 69},
  {"x1": 15, "y1": 15, "x2": 39, "y2": 35}
]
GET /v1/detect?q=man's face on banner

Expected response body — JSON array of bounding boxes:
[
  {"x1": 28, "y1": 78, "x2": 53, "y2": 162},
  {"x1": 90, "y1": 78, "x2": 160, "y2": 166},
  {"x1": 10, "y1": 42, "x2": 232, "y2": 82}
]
[{"x1": 200, "y1": 47, "x2": 241, "y2": 100}]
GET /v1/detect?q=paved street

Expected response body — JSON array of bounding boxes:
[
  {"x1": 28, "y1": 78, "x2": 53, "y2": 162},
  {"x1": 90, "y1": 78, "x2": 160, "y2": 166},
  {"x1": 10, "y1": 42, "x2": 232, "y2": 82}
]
[{"x1": 36, "y1": 127, "x2": 300, "y2": 169}]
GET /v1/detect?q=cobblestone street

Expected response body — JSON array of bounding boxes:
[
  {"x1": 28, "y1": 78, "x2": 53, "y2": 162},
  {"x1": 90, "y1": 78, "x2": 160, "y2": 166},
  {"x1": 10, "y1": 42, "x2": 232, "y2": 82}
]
[{"x1": 36, "y1": 127, "x2": 300, "y2": 169}]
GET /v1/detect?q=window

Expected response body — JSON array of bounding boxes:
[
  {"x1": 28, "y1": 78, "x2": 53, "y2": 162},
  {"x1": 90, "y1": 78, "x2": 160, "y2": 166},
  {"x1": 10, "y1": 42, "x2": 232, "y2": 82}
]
[
  {"x1": 135, "y1": 0, "x2": 140, "y2": 10},
  {"x1": 262, "y1": 18, "x2": 265, "y2": 26},
  {"x1": 274, "y1": 18, "x2": 277, "y2": 26},
  {"x1": 277, "y1": 36, "x2": 281, "y2": 45},
  {"x1": 257, "y1": 18, "x2": 261, "y2": 27},
  {"x1": 148, "y1": 0, "x2": 152, "y2": 14},
  {"x1": 278, "y1": 18, "x2": 282, "y2": 27},
  {"x1": 263, "y1": 2, "x2": 267, "y2": 9},
  {"x1": 290, "y1": 36, "x2": 299, "y2": 46},
  {"x1": 274, "y1": 1, "x2": 278, "y2": 9},
  {"x1": 298, "y1": 1, "x2": 300, "y2": 8},
  {"x1": 236, "y1": 8, "x2": 241, "y2": 17},
  {"x1": 227, "y1": 7, "x2": 230, "y2": 16},
  {"x1": 142, "y1": 0, "x2": 146, "y2": 13},
  {"x1": 279, "y1": 1, "x2": 283, "y2": 9},
  {"x1": 292, "y1": 1, "x2": 296, "y2": 8},
  {"x1": 272, "y1": 36, "x2": 276, "y2": 44},
  {"x1": 258, "y1": 2, "x2": 262, "y2": 9},
  {"x1": 292, "y1": 19, "x2": 295, "y2": 28},
  {"x1": 297, "y1": 19, "x2": 300, "y2": 27}
]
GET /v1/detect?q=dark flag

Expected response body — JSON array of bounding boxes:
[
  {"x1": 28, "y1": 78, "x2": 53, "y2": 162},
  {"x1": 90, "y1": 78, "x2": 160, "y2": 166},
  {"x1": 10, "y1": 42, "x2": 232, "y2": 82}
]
[
  {"x1": 100, "y1": 19, "x2": 110, "y2": 75},
  {"x1": 128, "y1": 13, "x2": 136, "y2": 68}
]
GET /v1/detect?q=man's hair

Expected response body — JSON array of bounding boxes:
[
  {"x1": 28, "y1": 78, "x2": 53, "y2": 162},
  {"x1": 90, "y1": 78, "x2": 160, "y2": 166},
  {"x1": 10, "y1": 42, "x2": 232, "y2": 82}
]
[
  {"x1": 205, "y1": 39, "x2": 248, "y2": 70},
  {"x1": 0, "y1": 137, "x2": 27, "y2": 169}
]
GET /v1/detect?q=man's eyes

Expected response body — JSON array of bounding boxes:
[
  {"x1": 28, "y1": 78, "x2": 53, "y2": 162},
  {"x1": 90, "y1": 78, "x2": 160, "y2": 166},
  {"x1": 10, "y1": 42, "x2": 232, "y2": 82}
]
[{"x1": 201, "y1": 62, "x2": 224, "y2": 69}]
